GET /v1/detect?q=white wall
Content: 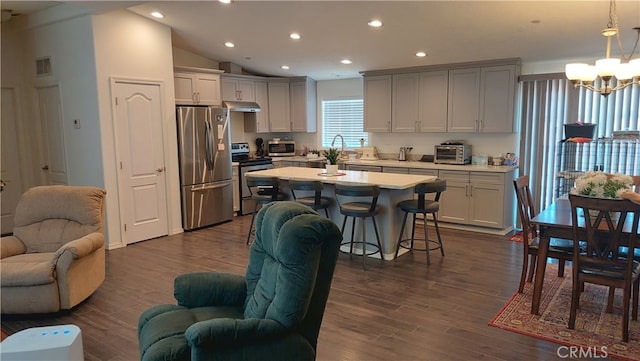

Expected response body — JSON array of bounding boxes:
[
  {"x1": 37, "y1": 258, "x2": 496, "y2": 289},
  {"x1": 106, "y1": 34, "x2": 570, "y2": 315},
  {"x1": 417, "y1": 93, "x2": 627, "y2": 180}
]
[
  {"x1": 92, "y1": 9, "x2": 181, "y2": 248},
  {"x1": 1, "y1": 18, "x2": 35, "y2": 189},
  {"x1": 11, "y1": 7, "x2": 181, "y2": 249},
  {"x1": 24, "y1": 15, "x2": 103, "y2": 188}
]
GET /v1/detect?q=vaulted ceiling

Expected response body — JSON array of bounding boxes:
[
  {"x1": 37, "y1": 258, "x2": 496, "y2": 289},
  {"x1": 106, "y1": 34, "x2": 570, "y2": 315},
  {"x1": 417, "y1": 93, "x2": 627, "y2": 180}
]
[{"x1": 3, "y1": 1, "x2": 640, "y2": 80}]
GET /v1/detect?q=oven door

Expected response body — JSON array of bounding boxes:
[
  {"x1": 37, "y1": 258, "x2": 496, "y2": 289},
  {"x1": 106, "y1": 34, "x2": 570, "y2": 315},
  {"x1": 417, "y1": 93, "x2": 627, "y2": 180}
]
[
  {"x1": 434, "y1": 146, "x2": 461, "y2": 164},
  {"x1": 239, "y1": 163, "x2": 274, "y2": 215}
]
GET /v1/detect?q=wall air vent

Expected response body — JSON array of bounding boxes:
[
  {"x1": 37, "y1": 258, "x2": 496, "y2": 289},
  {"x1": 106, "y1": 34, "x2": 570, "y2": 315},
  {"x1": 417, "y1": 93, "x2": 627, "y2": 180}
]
[{"x1": 35, "y1": 57, "x2": 52, "y2": 76}]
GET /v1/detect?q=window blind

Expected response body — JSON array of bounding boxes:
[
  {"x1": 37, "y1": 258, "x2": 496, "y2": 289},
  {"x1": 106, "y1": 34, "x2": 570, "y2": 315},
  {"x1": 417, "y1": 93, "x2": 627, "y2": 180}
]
[
  {"x1": 518, "y1": 76, "x2": 640, "y2": 211},
  {"x1": 321, "y1": 99, "x2": 367, "y2": 148}
]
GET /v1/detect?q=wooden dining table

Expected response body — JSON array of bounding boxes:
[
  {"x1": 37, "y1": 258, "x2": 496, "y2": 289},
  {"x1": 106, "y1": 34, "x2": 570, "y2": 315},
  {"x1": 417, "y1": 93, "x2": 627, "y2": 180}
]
[{"x1": 529, "y1": 198, "x2": 638, "y2": 315}]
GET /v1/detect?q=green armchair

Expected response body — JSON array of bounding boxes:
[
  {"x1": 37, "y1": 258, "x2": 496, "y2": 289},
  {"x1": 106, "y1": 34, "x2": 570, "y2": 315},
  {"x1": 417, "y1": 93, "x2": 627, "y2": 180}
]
[{"x1": 138, "y1": 201, "x2": 343, "y2": 361}]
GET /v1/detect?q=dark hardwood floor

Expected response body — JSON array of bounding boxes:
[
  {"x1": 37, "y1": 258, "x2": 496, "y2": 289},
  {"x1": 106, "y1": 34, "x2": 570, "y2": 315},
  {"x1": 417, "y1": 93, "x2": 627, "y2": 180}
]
[{"x1": 2, "y1": 215, "x2": 564, "y2": 360}]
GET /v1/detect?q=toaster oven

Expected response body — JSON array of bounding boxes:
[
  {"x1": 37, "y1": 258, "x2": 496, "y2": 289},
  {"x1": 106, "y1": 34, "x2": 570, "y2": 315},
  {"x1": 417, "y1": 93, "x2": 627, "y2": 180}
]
[{"x1": 434, "y1": 144, "x2": 471, "y2": 164}]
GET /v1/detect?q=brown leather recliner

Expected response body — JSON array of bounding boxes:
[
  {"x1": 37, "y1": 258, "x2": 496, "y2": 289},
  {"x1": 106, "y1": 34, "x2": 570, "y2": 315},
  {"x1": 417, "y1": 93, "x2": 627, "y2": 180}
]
[{"x1": 1, "y1": 185, "x2": 106, "y2": 314}]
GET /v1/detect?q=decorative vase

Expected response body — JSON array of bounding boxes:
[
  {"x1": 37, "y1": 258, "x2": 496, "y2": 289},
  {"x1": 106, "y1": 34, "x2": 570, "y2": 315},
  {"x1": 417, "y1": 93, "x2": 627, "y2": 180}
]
[{"x1": 325, "y1": 164, "x2": 338, "y2": 175}]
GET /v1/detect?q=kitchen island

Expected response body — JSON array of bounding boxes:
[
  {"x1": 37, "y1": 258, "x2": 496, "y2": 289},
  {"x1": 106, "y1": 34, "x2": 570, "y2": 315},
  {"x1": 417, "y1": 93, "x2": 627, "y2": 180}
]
[{"x1": 246, "y1": 166, "x2": 437, "y2": 260}]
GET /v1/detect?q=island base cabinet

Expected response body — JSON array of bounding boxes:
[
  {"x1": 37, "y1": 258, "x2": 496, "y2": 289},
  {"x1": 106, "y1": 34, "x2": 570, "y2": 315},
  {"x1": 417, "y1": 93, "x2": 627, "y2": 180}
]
[{"x1": 278, "y1": 181, "x2": 413, "y2": 260}]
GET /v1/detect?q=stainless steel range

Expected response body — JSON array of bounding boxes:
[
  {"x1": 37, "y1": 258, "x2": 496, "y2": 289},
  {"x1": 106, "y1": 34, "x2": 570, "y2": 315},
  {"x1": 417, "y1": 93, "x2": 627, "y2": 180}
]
[{"x1": 231, "y1": 142, "x2": 274, "y2": 215}]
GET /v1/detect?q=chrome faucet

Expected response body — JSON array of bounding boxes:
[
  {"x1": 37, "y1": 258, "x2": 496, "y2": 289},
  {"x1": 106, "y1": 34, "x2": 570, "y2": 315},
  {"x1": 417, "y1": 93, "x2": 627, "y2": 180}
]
[{"x1": 330, "y1": 134, "x2": 345, "y2": 155}]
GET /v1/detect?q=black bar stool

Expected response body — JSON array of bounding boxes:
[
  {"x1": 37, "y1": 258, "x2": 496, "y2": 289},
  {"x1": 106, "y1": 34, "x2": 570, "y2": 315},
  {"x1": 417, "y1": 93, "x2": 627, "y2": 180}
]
[
  {"x1": 245, "y1": 175, "x2": 287, "y2": 244},
  {"x1": 288, "y1": 179, "x2": 332, "y2": 217},
  {"x1": 334, "y1": 183, "x2": 382, "y2": 269},
  {"x1": 394, "y1": 179, "x2": 446, "y2": 265}
]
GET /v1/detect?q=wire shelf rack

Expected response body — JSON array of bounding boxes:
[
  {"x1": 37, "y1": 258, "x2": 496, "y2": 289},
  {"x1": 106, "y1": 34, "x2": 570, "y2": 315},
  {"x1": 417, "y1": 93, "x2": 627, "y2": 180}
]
[{"x1": 554, "y1": 139, "x2": 640, "y2": 198}]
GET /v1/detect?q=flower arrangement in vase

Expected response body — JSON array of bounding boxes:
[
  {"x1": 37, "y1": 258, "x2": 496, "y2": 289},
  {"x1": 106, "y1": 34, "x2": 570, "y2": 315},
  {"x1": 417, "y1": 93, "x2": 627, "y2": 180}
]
[
  {"x1": 570, "y1": 171, "x2": 633, "y2": 218},
  {"x1": 571, "y1": 171, "x2": 633, "y2": 199},
  {"x1": 323, "y1": 148, "x2": 340, "y2": 175}
]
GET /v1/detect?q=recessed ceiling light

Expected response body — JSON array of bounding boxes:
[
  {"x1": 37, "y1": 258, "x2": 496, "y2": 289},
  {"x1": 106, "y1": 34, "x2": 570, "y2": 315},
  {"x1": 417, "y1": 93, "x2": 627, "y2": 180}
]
[
  {"x1": 219, "y1": 0, "x2": 232, "y2": 4},
  {"x1": 341, "y1": 59, "x2": 352, "y2": 65},
  {"x1": 416, "y1": 52, "x2": 427, "y2": 57},
  {"x1": 281, "y1": 65, "x2": 290, "y2": 70},
  {"x1": 531, "y1": 19, "x2": 541, "y2": 24},
  {"x1": 151, "y1": 11, "x2": 164, "y2": 19},
  {"x1": 225, "y1": 42, "x2": 235, "y2": 48},
  {"x1": 368, "y1": 19, "x2": 382, "y2": 28},
  {"x1": 290, "y1": 33, "x2": 301, "y2": 40}
]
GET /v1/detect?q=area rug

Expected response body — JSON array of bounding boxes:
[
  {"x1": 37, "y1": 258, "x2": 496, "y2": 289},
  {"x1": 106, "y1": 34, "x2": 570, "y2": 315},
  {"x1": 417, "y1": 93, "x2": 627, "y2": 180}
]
[
  {"x1": 489, "y1": 265, "x2": 640, "y2": 361},
  {"x1": 508, "y1": 230, "x2": 523, "y2": 242}
]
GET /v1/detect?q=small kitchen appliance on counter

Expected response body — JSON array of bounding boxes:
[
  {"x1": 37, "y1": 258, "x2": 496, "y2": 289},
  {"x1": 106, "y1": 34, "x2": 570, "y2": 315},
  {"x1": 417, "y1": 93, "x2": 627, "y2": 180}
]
[
  {"x1": 399, "y1": 147, "x2": 413, "y2": 161},
  {"x1": 360, "y1": 146, "x2": 378, "y2": 160},
  {"x1": 255, "y1": 137, "x2": 265, "y2": 157},
  {"x1": 434, "y1": 141, "x2": 471, "y2": 164}
]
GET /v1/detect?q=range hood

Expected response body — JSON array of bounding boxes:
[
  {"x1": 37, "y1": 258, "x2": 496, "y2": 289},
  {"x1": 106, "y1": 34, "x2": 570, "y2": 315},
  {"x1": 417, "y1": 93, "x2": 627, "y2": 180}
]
[{"x1": 223, "y1": 101, "x2": 261, "y2": 112}]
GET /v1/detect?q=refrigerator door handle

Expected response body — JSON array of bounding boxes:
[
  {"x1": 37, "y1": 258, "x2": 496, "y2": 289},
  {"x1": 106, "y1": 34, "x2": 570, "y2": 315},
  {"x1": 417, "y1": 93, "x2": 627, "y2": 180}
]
[
  {"x1": 191, "y1": 182, "x2": 230, "y2": 191},
  {"x1": 204, "y1": 118, "x2": 215, "y2": 171}
]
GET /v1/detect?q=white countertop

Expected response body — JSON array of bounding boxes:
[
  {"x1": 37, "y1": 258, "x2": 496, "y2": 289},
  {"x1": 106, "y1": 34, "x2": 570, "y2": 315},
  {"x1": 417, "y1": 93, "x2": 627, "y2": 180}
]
[
  {"x1": 271, "y1": 157, "x2": 517, "y2": 173},
  {"x1": 247, "y1": 166, "x2": 437, "y2": 190}
]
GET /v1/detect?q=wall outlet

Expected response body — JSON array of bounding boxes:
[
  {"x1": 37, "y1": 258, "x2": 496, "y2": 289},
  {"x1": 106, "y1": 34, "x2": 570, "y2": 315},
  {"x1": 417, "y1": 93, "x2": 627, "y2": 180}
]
[{"x1": 73, "y1": 119, "x2": 80, "y2": 129}]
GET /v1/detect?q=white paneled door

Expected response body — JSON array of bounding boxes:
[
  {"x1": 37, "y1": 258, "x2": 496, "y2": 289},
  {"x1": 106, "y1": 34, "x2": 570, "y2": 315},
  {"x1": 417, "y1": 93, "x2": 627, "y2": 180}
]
[
  {"x1": 37, "y1": 85, "x2": 68, "y2": 185},
  {"x1": 113, "y1": 81, "x2": 168, "y2": 244},
  {"x1": 1, "y1": 87, "x2": 24, "y2": 234}
]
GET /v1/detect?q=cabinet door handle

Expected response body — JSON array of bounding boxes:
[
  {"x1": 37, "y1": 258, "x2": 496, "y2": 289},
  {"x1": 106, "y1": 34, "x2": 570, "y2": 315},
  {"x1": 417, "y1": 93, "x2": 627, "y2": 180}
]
[
  {"x1": 468, "y1": 185, "x2": 473, "y2": 197},
  {"x1": 197, "y1": 92, "x2": 201, "y2": 104},
  {"x1": 192, "y1": 93, "x2": 197, "y2": 103},
  {"x1": 479, "y1": 119, "x2": 483, "y2": 131}
]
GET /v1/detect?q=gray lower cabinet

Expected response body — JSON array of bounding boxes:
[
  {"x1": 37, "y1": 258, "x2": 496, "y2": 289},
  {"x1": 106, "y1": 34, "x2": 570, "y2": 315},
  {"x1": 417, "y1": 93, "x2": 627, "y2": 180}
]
[
  {"x1": 382, "y1": 166, "x2": 409, "y2": 174},
  {"x1": 346, "y1": 164, "x2": 382, "y2": 172},
  {"x1": 437, "y1": 170, "x2": 514, "y2": 229}
]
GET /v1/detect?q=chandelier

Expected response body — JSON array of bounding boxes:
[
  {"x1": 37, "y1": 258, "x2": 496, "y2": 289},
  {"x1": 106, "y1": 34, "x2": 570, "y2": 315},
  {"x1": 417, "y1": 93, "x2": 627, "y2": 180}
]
[{"x1": 565, "y1": 0, "x2": 640, "y2": 96}]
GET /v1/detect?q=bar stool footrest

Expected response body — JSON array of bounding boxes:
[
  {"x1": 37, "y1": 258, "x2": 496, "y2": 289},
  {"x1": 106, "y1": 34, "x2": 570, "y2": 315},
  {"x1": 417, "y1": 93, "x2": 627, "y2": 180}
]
[
  {"x1": 340, "y1": 241, "x2": 381, "y2": 257},
  {"x1": 397, "y1": 238, "x2": 443, "y2": 252}
]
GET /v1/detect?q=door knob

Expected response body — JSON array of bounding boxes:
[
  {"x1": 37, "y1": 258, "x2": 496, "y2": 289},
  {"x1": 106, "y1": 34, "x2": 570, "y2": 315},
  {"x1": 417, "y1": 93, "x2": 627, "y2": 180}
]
[
  {"x1": 156, "y1": 166, "x2": 165, "y2": 173},
  {"x1": 42, "y1": 165, "x2": 49, "y2": 170}
]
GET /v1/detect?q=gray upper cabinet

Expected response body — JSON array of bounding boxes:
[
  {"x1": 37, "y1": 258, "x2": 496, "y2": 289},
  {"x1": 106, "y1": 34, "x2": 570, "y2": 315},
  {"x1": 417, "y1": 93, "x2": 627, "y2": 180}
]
[
  {"x1": 391, "y1": 71, "x2": 448, "y2": 133},
  {"x1": 174, "y1": 68, "x2": 223, "y2": 106},
  {"x1": 418, "y1": 70, "x2": 448, "y2": 132},
  {"x1": 290, "y1": 77, "x2": 317, "y2": 133},
  {"x1": 364, "y1": 75, "x2": 392, "y2": 132},
  {"x1": 392, "y1": 73, "x2": 420, "y2": 132},
  {"x1": 221, "y1": 77, "x2": 255, "y2": 102},
  {"x1": 268, "y1": 82, "x2": 291, "y2": 132},
  {"x1": 447, "y1": 65, "x2": 516, "y2": 133},
  {"x1": 244, "y1": 81, "x2": 270, "y2": 133},
  {"x1": 479, "y1": 66, "x2": 516, "y2": 133}
]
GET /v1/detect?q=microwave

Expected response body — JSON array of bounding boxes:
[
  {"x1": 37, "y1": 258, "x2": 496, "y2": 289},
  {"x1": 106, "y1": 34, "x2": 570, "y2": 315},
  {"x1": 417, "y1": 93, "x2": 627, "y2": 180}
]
[
  {"x1": 434, "y1": 144, "x2": 471, "y2": 164},
  {"x1": 267, "y1": 140, "x2": 296, "y2": 156}
]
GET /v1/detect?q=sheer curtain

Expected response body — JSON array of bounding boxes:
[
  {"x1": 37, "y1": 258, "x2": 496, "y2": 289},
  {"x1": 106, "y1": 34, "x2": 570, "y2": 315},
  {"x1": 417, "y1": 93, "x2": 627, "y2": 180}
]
[{"x1": 518, "y1": 74, "x2": 640, "y2": 211}]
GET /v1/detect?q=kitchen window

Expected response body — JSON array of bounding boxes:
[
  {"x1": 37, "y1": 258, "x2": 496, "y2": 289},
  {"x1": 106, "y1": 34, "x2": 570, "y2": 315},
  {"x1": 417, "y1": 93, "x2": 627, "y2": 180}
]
[{"x1": 321, "y1": 98, "x2": 367, "y2": 148}]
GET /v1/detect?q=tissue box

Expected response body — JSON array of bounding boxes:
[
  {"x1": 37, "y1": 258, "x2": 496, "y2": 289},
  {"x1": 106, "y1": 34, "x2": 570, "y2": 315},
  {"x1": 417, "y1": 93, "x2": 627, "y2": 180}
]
[{"x1": 472, "y1": 155, "x2": 488, "y2": 166}]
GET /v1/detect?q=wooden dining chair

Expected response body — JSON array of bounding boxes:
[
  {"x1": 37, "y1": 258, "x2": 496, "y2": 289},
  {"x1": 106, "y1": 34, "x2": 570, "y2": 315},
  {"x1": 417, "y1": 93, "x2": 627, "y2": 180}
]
[
  {"x1": 513, "y1": 176, "x2": 575, "y2": 293},
  {"x1": 632, "y1": 175, "x2": 640, "y2": 194},
  {"x1": 568, "y1": 194, "x2": 640, "y2": 342}
]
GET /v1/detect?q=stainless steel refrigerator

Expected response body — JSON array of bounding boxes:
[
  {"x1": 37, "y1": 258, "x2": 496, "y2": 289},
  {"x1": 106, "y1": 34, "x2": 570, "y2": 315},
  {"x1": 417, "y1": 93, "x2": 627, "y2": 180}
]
[{"x1": 177, "y1": 106, "x2": 233, "y2": 230}]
